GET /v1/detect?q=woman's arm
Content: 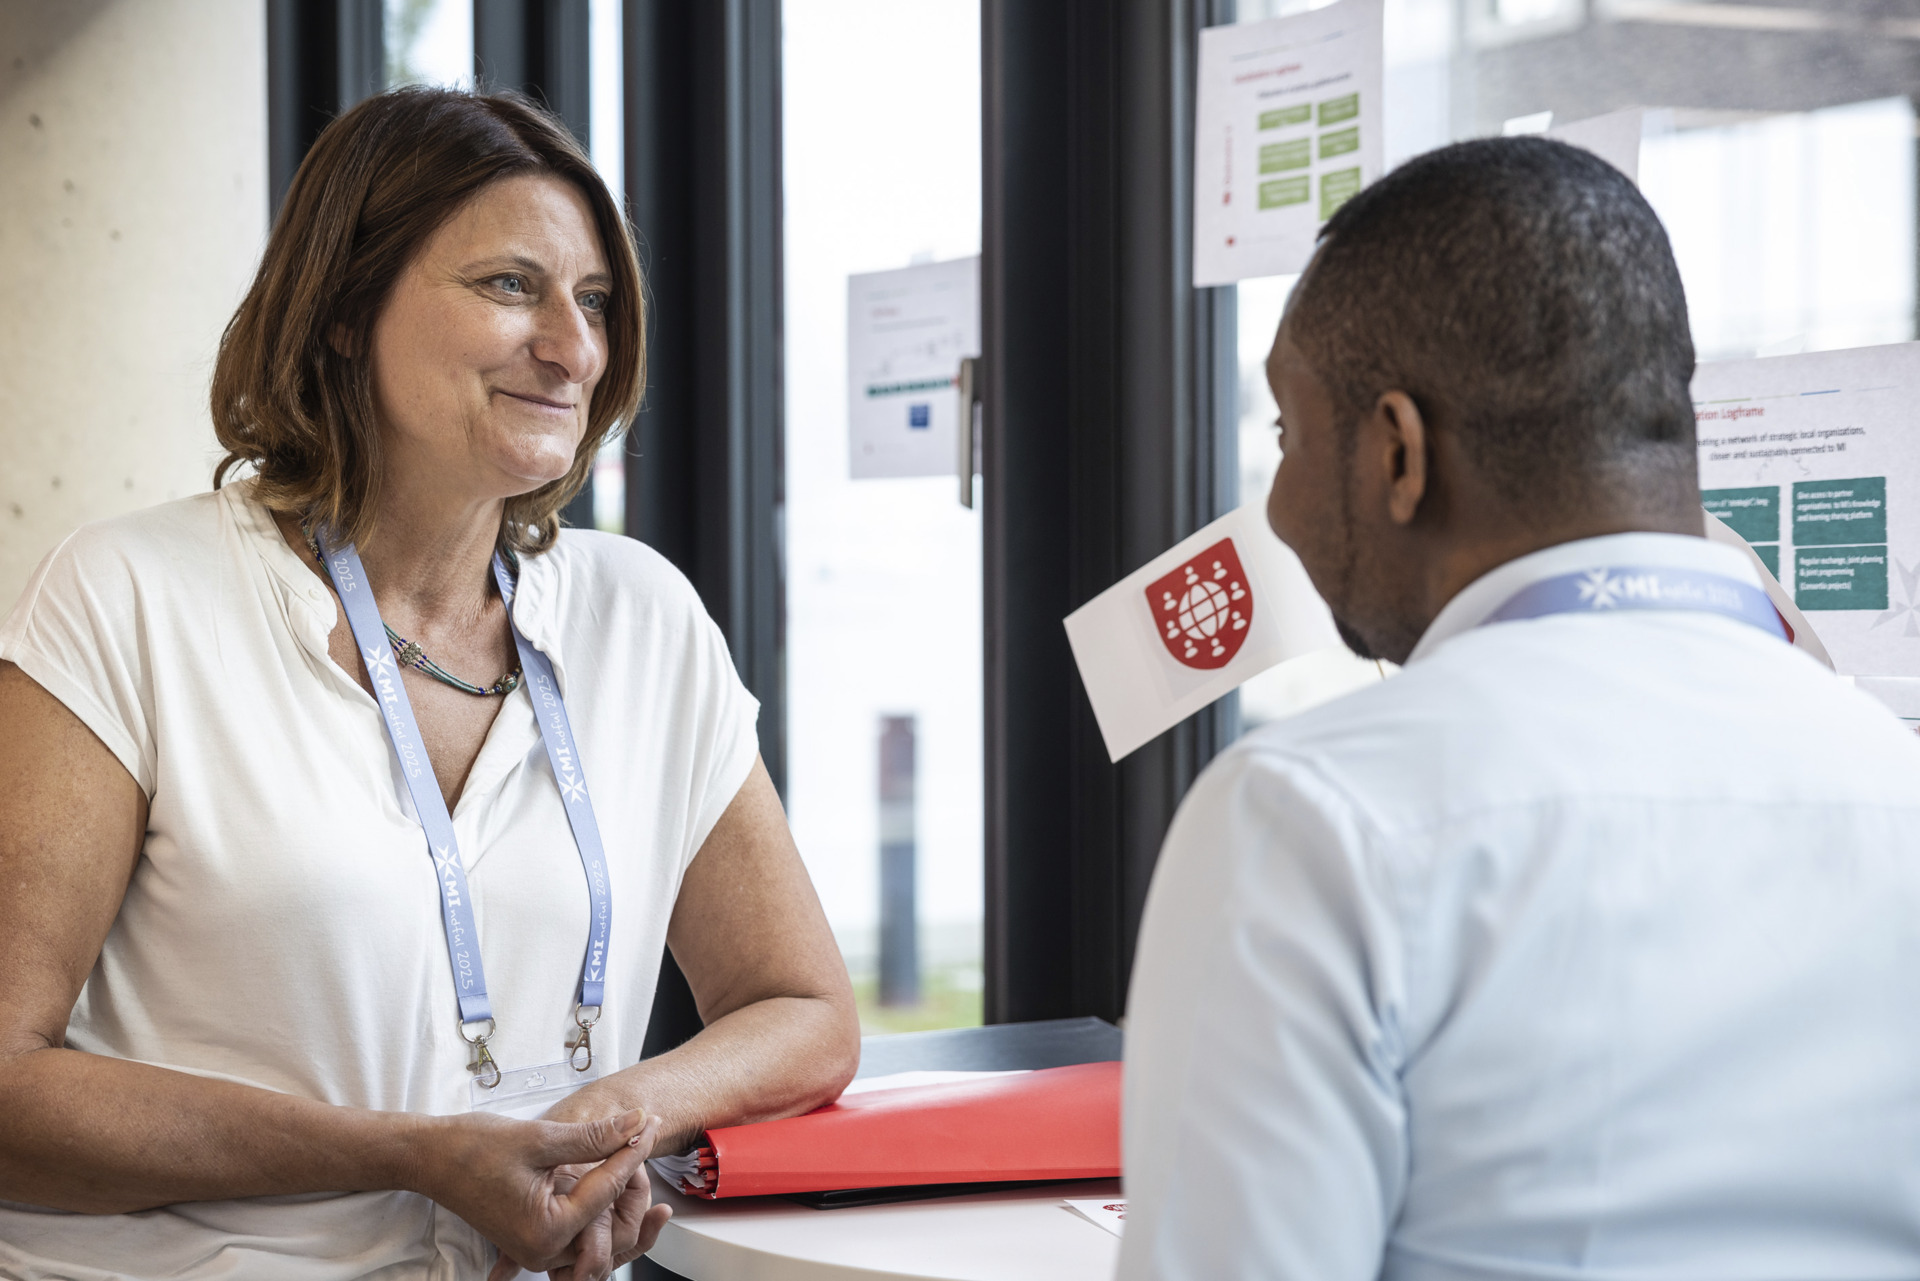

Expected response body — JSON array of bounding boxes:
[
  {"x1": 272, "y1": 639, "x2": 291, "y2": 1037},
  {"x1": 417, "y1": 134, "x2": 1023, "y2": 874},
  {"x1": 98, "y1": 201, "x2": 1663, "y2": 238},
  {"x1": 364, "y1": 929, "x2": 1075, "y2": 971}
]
[
  {"x1": 544, "y1": 756, "x2": 862, "y2": 1153},
  {"x1": 500, "y1": 758, "x2": 859, "y2": 1277},
  {"x1": 0, "y1": 662, "x2": 651, "y2": 1273}
]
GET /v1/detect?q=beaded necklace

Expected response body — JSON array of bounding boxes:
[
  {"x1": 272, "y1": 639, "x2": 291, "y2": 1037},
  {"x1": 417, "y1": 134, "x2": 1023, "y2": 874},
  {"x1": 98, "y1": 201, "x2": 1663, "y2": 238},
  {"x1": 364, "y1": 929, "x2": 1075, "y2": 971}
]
[{"x1": 300, "y1": 521, "x2": 522, "y2": 698}]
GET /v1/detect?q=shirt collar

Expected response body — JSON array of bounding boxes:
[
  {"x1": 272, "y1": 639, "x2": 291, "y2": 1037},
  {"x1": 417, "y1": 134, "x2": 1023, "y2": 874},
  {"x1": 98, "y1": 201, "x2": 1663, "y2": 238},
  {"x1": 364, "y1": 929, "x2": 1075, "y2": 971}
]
[
  {"x1": 503, "y1": 542, "x2": 569, "y2": 689},
  {"x1": 1407, "y1": 531, "x2": 1761, "y2": 664},
  {"x1": 225, "y1": 478, "x2": 572, "y2": 690}
]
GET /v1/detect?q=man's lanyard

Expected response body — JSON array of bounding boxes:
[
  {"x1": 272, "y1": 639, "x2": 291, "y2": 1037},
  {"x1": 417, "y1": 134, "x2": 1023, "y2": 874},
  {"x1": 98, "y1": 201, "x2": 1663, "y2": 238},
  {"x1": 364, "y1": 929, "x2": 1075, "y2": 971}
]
[
  {"x1": 1484, "y1": 565, "x2": 1788, "y2": 640},
  {"x1": 315, "y1": 533, "x2": 613, "y2": 1087}
]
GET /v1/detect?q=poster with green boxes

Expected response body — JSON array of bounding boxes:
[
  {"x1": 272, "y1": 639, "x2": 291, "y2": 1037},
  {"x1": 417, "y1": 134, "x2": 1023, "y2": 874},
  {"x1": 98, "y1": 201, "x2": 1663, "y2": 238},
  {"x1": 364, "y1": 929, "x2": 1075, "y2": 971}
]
[
  {"x1": 1701, "y1": 485, "x2": 1781, "y2": 577},
  {"x1": 1695, "y1": 344, "x2": 1920, "y2": 677},
  {"x1": 1192, "y1": 0, "x2": 1384, "y2": 286}
]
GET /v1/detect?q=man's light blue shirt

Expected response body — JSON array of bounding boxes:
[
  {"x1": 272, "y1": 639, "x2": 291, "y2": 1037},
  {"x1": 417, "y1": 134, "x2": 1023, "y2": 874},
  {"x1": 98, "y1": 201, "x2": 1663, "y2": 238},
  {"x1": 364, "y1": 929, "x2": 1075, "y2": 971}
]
[{"x1": 1121, "y1": 532, "x2": 1920, "y2": 1280}]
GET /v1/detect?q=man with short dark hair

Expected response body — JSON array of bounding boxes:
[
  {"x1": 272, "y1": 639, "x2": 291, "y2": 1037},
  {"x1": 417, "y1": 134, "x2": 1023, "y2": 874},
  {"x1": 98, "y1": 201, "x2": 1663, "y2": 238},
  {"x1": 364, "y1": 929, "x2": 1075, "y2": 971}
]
[{"x1": 1119, "y1": 137, "x2": 1920, "y2": 1280}]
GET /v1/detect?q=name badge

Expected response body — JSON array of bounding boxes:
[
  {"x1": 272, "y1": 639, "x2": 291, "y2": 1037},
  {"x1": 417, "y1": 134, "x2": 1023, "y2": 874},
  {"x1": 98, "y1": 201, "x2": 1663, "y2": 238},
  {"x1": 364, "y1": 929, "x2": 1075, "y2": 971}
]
[{"x1": 469, "y1": 1057, "x2": 606, "y2": 1121}]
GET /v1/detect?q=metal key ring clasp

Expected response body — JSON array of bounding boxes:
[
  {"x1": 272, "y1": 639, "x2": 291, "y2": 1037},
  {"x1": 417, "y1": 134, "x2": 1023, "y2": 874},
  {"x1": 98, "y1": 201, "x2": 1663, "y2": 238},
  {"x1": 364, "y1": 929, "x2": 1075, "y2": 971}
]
[
  {"x1": 567, "y1": 1005, "x2": 600, "y2": 1073},
  {"x1": 461, "y1": 1017, "x2": 501, "y2": 1089}
]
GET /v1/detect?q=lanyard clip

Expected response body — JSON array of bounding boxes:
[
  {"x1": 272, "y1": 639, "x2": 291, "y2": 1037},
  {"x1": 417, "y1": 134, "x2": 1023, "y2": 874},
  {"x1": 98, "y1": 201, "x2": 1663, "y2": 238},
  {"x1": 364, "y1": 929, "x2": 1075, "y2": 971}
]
[
  {"x1": 462, "y1": 1016, "x2": 501, "y2": 1090},
  {"x1": 568, "y1": 1005, "x2": 600, "y2": 1073}
]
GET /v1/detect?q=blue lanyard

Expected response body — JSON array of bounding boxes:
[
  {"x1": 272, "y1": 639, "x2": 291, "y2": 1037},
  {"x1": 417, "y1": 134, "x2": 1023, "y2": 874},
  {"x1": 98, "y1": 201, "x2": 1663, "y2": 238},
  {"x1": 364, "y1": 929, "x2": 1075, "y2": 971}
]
[
  {"x1": 1484, "y1": 565, "x2": 1788, "y2": 640},
  {"x1": 316, "y1": 533, "x2": 613, "y2": 1086}
]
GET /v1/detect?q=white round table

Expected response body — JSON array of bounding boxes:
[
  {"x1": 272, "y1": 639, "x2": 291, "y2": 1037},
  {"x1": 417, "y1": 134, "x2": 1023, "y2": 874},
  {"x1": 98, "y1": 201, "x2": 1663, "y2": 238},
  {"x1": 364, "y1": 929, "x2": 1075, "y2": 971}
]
[{"x1": 643, "y1": 1172, "x2": 1123, "y2": 1281}]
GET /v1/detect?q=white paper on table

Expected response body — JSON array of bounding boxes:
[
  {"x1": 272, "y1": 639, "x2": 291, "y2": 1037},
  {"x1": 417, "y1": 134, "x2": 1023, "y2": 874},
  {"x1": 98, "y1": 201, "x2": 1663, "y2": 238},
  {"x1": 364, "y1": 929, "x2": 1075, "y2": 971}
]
[
  {"x1": 649, "y1": 1149, "x2": 702, "y2": 1189},
  {"x1": 847, "y1": 256, "x2": 980, "y2": 479},
  {"x1": 838, "y1": 1070, "x2": 1031, "y2": 1097},
  {"x1": 1192, "y1": 0, "x2": 1384, "y2": 286},
  {"x1": 1547, "y1": 108, "x2": 1643, "y2": 183},
  {"x1": 1062, "y1": 1197, "x2": 1126, "y2": 1237},
  {"x1": 1694, "y1": 342, "x2": 1920, "y2": 677},
  {"x1": 1064, "y1": 503, "x2": 1343, "y2": 761}
]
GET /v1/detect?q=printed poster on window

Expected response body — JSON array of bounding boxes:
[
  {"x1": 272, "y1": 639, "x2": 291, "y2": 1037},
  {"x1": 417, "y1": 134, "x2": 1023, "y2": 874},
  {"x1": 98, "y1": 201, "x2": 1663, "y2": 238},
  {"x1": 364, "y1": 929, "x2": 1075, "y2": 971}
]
[
  {"x1": 846, "y1": 256, "x2": 979, "y2": 479},
  {"x1": 1694, "y1": 342, "x2": 1920, "y2": 677},
  {"x1": 1192, "y1": 0, "x2": 1384, "y2": 287}
]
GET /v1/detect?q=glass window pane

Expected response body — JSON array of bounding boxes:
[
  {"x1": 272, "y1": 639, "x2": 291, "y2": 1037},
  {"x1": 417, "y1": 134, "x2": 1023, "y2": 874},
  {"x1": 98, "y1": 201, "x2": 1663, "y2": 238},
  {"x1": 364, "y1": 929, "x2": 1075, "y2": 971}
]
[
  {"x1": 784, "y1": 0, "x2": 984, "y2": 1031},
  {"x1": 1641, "y1": 98, "x2": 1914, "y2": 362},
  {"x1": 383, "y1": 0, "x2": 472, "y2": 90},
  {"x1": 1422, "y1": 0, "x2": 1918, "y2": 357},
  {"x1": 588, "y1": 0, "x2": 627, "y2": 530},
  {"x1": 588, "y1": 0, "x2": 624, "y2": 193},
  {"x1": 1230, "y1": 0, "x2": 1917, "y2": 728}
]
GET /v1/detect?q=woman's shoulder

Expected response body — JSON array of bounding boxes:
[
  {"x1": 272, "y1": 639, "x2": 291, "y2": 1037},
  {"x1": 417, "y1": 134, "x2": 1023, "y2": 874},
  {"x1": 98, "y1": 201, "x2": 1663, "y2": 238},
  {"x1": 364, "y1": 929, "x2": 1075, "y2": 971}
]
[
  {"x1": 541, "y1": 528, "x2": 707, "y2": 618},
  {"x1": 1, "y1": 490, "x2": 238, "y2": 798},
  {"x1": 527, "y1": 529, "x2": 745, "y2": 702},
  {"x1": 534, "y1": 530, "x2": 759, "y2": 802},
  {"x1": 7, "y1": 489, "x2": 234, "y2": 613},
  {"x1": 545, "y1": 526, "x2": 702, "y2": 595}
]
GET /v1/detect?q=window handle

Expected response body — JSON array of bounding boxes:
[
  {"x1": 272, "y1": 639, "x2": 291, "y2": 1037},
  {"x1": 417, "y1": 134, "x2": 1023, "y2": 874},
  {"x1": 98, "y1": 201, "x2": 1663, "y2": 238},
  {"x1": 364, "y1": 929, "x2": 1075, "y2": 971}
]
[{"x1": 957, "y1": 355, "x2": 983, "y2": 509}]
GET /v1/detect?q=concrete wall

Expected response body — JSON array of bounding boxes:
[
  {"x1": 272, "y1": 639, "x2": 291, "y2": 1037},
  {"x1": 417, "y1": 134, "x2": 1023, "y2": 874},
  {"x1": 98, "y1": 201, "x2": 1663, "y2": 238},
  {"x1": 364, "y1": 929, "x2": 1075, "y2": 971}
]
[{"x1": 0, "y1": 0, "x2": 266, "y2": 609}]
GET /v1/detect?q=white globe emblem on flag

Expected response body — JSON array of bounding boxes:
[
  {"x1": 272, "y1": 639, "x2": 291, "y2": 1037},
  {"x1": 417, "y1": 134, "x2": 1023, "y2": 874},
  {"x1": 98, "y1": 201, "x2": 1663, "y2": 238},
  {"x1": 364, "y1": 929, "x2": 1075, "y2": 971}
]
[{"x1": 1144, "y1": 537, "x2": 1254, "y2": 671}]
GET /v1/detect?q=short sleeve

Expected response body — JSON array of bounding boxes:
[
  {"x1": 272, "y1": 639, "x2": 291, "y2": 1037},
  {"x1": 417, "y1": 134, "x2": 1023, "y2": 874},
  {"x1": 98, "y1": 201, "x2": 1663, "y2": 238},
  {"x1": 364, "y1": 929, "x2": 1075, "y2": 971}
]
[
  {"x1": 547, "y1": 531, "x2": 765, "y2": 874},
  {"x1": 680, "y1": 608, "x2": 762, "y2": 868},
  {"x1": 0, "y1": 526, "x2": 157, "y2": 795}
]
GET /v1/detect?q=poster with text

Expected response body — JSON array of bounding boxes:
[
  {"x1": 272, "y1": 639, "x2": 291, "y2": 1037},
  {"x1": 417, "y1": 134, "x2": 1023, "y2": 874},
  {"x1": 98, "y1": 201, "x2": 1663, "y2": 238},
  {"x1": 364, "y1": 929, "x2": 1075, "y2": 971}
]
[
  {"x1": 1192, "y1": 0, "x2": 1384, "y2": 287},
  {"x1": 1695, "y1": 343, "x2": 1920, "y2": 677},
  {"x1": 846, "y1": 256, "x2": 979, "y2": 479}
]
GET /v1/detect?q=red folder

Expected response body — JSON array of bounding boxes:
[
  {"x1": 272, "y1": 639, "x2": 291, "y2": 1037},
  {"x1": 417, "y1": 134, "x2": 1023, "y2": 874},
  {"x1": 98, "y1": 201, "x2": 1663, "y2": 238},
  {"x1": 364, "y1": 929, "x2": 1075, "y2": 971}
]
[{"x1": 680, "y1": 1060, "x2": 1121, "y2": 1199}]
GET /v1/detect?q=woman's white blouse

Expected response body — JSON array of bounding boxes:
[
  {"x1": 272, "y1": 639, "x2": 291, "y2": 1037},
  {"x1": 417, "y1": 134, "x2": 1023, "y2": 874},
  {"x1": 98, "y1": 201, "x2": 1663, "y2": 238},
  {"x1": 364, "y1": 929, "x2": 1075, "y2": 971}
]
[{"x1": 0, "y1": 481, "x2": 761, "y2": 1280}]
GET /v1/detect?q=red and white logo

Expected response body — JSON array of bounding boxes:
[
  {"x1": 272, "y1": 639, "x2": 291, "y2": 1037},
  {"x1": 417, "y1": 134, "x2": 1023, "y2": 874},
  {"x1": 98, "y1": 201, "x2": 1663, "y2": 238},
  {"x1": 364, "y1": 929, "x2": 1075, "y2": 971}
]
[{"x1": 1146, "y1": 538, "x2": 1253, "y2": 670}]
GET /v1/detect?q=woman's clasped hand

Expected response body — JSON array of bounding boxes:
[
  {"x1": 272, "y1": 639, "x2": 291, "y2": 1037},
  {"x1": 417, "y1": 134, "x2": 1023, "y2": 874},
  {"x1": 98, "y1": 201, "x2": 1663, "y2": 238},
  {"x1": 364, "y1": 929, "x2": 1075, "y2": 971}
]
[{"x1": 411, "y1": 1108, "x2": 668, "y2": 1281}]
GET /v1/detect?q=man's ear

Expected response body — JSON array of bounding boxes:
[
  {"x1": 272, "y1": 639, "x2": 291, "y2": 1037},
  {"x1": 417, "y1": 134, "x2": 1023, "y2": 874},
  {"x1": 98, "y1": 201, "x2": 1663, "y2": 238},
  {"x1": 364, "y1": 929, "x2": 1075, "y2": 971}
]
[{"x1": 1373, "y1": 390, "x2": 1429, "y2": 526}]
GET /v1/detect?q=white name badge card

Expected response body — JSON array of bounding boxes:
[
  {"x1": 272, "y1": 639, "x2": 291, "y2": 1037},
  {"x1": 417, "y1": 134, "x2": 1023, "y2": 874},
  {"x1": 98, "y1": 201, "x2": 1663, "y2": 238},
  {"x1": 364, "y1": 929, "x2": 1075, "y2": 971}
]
[{"x1": 471, "y1": 1059, "x2": 605, "y2": 1121}]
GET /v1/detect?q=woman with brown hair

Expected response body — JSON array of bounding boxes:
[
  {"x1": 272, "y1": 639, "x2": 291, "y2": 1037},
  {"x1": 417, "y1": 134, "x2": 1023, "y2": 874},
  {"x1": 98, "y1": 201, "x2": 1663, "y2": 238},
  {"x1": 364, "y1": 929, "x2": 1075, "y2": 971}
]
[{"x1": 0, "y1": 88, "x2": 858, "y2": 1280}]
